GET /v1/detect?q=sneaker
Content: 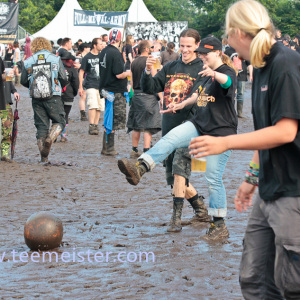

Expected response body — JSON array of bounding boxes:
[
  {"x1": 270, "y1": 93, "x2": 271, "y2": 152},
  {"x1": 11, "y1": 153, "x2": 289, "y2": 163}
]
[
  {"x1": 203, "y1": 222, "x2": 229, "y2": 241},
  {"x1": 130, "y1": 150, "x2": 141, "y2": 159},
  {"x1": 61, "y1": 137, "x2": 68, "y2": 142},
  {"x1": 118, "y1": 158, "x2": 147, "y2": 185},
  {"x1": 89, "y1": 124, "x2": 99, "y2": 135}
]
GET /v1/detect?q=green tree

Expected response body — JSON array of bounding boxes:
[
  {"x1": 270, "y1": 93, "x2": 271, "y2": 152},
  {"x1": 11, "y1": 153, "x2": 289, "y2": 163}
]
[
  {"x1": 274, "y1": 0, "x2": 300, "y2": 36},
  {"x1": 18, "y1": 0, "x2": 57, "y2": 34}
]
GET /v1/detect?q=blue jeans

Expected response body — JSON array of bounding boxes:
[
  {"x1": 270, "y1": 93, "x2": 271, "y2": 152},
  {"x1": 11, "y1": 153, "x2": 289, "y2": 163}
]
[
  {"x1": 236, "y1": 80, "x2": 246, "y2": 103},
  {"x1": 140, "y1": 121, "x2": 232, "y2": 217}
]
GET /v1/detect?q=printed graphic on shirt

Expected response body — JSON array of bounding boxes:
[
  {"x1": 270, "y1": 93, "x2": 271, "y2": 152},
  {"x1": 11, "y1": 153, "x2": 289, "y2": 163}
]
[
  {"x1": 261, "y1": 85, "x2": 268, "y2": 92},
  {"x1": 87, "y1": 58, "x2": 100, "y2": 78},
  {"x1": 100, "y1": 54, "x2": 106, "y2": 68},
  {"x1": 196, "y1": 85, "x2": 215, "y2": 107},
  {"x1": 164, "y1": 73, "x2": 195, "y2": 106}
]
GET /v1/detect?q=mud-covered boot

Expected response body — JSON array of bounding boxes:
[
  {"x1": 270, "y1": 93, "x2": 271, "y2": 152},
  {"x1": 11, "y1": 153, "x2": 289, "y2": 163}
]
[
  {"x1": 80, "y1": 110, "x2": 88, "y2": 121},
  {"x1": 101, "y1": 132, "x2": 118, "y2": 156},
  {"x1": 167, "y1": 198, "x2": 184, "y2": 232},
  {"x1": 41, "y1": 124, "x2": 62, "y2": 158},
  {"x1": 237, "y1": 102, "x2": 244, "y2": 118},
  {"x1": 37, "y1": 138, "x2": 48, "y2": 162},
  {"x1": 1, "y1": 142, "x2": 11, "y2": 161},
  {"x1": 182, "y1": 195, "x2": 211, "y2": 225},
  {"x1": 118, "y1": 158, "x2": 148, "y2": 185}
]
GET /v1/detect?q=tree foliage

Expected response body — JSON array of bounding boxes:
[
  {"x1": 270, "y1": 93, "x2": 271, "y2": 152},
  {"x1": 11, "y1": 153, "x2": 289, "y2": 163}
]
[{"x1": 1, "y1": 0, "x2": 298, "y2": 38}]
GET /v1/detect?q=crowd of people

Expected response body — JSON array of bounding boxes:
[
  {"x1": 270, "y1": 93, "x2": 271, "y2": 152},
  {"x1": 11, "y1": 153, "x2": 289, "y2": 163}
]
[{"x1": 0, "y1": 0, "x2": 299, "y2": 298}]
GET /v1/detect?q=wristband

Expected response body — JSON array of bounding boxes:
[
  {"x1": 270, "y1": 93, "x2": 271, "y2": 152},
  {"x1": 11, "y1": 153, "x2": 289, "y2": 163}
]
[
  {"x1": 249, "y1": 161, "x2": 259, "y2": 170},
  {"x1": 145, "y1": 68, "x2": 151, "y2": 75},
  {"x1": 244, "y1": 172, "x2": 259, "y2": 186},
  {"x1": 244, "y1": 161, "x2": 259, "y2": 186}
]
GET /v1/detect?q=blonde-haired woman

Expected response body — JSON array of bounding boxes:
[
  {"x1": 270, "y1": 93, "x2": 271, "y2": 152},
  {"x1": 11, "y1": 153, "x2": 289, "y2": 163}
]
[{"x1": 189, "y1": 0, "x2": 300, "y2": 298}]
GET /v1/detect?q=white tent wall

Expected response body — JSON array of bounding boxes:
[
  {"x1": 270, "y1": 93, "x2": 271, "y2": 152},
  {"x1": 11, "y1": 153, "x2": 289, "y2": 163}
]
[
  {"x1": 127, "y1": 0, "x2": 157, "y2": 23},
  {"x1": 29, "y1": 0, "x2": 108, "y2": 43}
]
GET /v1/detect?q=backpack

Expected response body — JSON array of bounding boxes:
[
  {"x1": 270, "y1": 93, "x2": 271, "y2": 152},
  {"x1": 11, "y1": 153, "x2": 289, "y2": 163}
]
[
  {"x1": 30, "y1": 62, "x2": 53, "y2": 100},
  {"x1": 230, "y1": 53, "x2": 243, "y2": 73}
]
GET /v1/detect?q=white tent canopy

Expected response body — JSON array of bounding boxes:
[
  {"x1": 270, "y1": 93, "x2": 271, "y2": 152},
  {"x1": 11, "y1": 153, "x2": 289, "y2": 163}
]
[
  {"x1": 127, "y1": 0, "x2": 157, "y2": 23},
  {"x1": 29, "y1": 0, "x2": 108, "y2": 43}
]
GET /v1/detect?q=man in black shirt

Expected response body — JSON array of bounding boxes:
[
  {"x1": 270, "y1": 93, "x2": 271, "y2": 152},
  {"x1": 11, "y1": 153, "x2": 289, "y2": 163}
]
[
  {"x1": 79, "y1": 38, "x2": 104, "y2": 135},
  {"x1": 99, "y1": 29, "x2": 130, "y2": 155},
  {"x1": 118, "y1": 29, "x2": 211, "y2": 233}
]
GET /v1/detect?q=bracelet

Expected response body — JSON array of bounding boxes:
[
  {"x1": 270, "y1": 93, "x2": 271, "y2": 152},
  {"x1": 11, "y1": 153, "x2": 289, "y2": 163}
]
[
  {"x1": 244, "y1": 160, "x2": 259, "y2": 186},
  {"x1": 245, "y1": 172, "x2": 259, "y2": 186},
  {"x1": 145, "y1": 68, "x2": 151, "y2": 75},
  {"x1": 249, "y1": 161, "x2": 259, "y2": 170}
]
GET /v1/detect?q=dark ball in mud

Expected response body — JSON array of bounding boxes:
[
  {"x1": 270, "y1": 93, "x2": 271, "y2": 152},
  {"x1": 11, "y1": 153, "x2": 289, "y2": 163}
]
[{"x1": 24, "y1": 212, "x2": 63, "y2": 251}]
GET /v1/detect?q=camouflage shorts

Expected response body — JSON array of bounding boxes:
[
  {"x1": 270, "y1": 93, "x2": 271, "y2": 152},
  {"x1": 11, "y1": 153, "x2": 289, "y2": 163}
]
[
  {"x1": 164, "y1": 147, "x2": 191, "y2": 186},
  {"x1": 113, "y1": 93, "x2": 126, "y2": 131},
  {"x1": 0, "y1": 104, "x2": 13, "y2": 143}
]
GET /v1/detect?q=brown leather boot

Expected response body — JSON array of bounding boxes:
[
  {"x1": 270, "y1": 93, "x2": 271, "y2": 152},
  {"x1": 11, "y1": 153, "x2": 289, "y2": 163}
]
[
  {"x1": 118, "y1": 158, "x2": 148, "y2": 185},
  {"x1": 41, "y1": 124, "x2": 62, "y2": 158},
  {"x1": 167, "y1": 198, "x2": 184, "y2": 232}
]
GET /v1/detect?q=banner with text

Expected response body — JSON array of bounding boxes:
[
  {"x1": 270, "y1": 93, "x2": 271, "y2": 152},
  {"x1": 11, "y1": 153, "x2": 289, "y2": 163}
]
[
  {"x1": 74, "y1": 10, "x2": 128, "y2": 28},
  {"x1": 0, "y1": 2, "x2": 19, "y2": 44}
]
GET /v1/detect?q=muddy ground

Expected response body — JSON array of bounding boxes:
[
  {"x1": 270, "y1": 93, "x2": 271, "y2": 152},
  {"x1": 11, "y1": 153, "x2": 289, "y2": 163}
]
[{"x1": 0, "y1": 84, "x2": 255, "y2": 299}]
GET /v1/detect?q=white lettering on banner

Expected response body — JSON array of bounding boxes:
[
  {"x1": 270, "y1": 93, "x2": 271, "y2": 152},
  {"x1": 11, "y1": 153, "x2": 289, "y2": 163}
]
[{"x1": 74, "y1": 12, "x2": 87, "y2": 25}]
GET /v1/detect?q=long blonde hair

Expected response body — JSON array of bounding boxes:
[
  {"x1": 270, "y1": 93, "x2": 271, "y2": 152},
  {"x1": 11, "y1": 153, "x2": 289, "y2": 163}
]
[{"x1": 226, "y1": 0, "x2": 275, "y2": 68}]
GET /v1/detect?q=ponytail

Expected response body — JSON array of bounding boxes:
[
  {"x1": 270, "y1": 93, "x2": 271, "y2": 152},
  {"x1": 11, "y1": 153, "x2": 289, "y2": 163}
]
[{"x1": 226, "y1": 0, "x2": 275, "y2": 68}]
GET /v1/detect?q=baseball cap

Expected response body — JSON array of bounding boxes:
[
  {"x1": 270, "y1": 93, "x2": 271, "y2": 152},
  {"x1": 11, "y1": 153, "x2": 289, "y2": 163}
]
[
  {"x1": 109, "y1": 29, "x2": 122, "y2": 43},
  {"x1": 195, "y1": 37, "x2": 222, "y2": 53}
]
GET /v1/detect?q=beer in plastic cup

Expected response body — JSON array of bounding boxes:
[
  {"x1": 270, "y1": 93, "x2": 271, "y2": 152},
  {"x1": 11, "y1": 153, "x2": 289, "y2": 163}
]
[
  {"x1": 190, "y1": 137, "x2": 207, "y2": 172},
  {"x1": 152, "y1": 52, "x2": 161, "y2": 70},
  {"x1": 126, "y1": 70, "x2": 131, "y2": 81},
  {"x1": 5, "y1": 68, "x2": 14, "y2": 81},
  {"x1": 191, "y1": 155, "x2": 207, "y2": 172}
]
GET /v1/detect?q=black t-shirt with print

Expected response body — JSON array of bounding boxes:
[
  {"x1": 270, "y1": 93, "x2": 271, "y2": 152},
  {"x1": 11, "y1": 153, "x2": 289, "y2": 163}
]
[
  {"x1": 131, "y1": 55, "x2": 147, "y2": 90},
  {"x1": 99, "y1": 45, "x2": 127, "y2": 93},
  {"x1": 252, "y1": 42, "x2": 300, "y2": 201},
  {"x1": 141, "y1": 57, "x2": 209, "y2": 136},
  {"x1": 80, "y1": 52, "x2": 100, "y2": 89},
  {"x1": 191, "y1": 64, "x2": 237, "y2": 137}
]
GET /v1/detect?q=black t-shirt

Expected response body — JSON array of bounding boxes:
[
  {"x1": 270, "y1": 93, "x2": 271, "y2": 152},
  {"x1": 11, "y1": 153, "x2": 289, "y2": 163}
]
[
  {"x1": 140, "y1": 57, "x2": 208, "y2": 136},
  {"x1": 224, "y1": 46, "x2": 249, "y2": 81},
  {"x1": 99, "y1": 45, "x2": 127, "y2": 93},
  {"x1": 252, "y1": 42, "x2": 300, "y2": 201},
  {"x1": 125, "y1": 44, "x2": 133, "y2": 62},
  {"x1": 131, "y1": 55, "x2": 147, "y2": 90},
  {"x1": 191, "y1": 64, "x2": 237, "y2": 137},
  {"x1": 0, "y1": 58, "x2": 6, "y2": 110},
  {"x1": 80, "y1": 52, "x2": 100, "y2": 90}
]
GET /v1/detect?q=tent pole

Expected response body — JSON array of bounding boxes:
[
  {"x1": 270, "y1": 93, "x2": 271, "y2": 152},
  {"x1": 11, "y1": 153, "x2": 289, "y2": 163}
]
[{"x1": 120, "y1": 22, "x2": 126, "y2": 53}]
